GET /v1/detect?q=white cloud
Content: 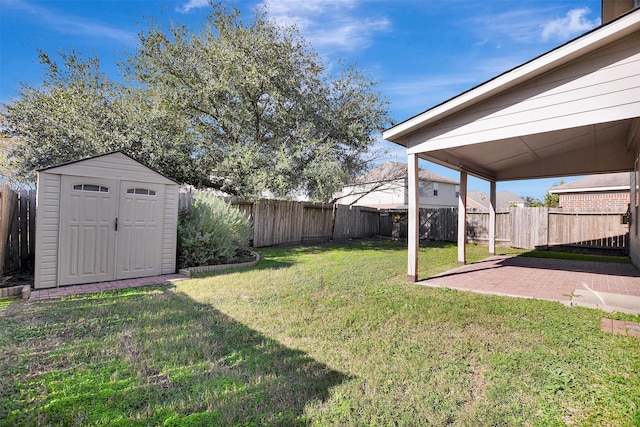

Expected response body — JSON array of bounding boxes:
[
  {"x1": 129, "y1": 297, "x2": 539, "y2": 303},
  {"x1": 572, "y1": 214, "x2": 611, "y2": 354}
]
[
  {"x1": 474, "y1": 56, "x2": 528, "y2": 77},
  {"x1": 177, "y1": 0, "x2": 210, "y2": 14},
  {"x1": 260, "y1": 0, "x2": 390, "y2": 51},
  {"x1": 542, "y1": 8, "x2": 600, "y2": 41},
  {"x1": 468, "y1": 6, "x2": 599, "y2": 46},
  {"x1": 386, "y1": 75, "x2": 478, "y2": 99},
  {"x1": 469, "y1": 9, "x2": 553, "y2": 44},
  {"x1": 2, "y1": 0, "x2": 136, "y2": 44},
  {"x1": 263, "y1": 0, "x2": 357, "y2": 15},
  {"x1": 382, "y1": 51, "x2": 536, "y2": 121},
  {"x1": 382, "y1": 73, "x2": 481, "y2": 120}
]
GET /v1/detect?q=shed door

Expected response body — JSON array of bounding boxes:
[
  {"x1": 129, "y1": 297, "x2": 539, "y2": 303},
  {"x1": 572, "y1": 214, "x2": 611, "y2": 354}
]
[
  {"x1": 115, "y1": 181, "x2": 164, "y2": 279},
  {"x1": 58, "y1": 177, "x2": 165, "y2": 286},
  {"x1": 58, "y1": 176, "x2": 117, "y2": 286}
]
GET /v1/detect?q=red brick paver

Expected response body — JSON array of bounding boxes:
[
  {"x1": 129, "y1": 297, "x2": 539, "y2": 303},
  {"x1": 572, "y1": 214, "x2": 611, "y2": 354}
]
[
  {"x1": 29, "y1": 274, "x2": 187, "y2": 301},
  {"x1": 600, "y1": 318, "x2": 640, "y2": 338},
  {"x1": 422, "y1": 256, "x2": 640, "y2": 304}
]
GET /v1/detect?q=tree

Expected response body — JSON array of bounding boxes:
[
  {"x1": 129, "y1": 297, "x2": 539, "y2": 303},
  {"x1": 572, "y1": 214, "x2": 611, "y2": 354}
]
[
  {"x1": 1, "y1": 4, "x2": 389, "y2": 201},
  {"x1": 543, "y1": 192, "x2": 560, "y2": 208},
  {"x1": 543, "y1": 180, "x2": 564, "y2": 208},
  {"x1": 1, "y1": 51, "x2": 202, "y2": 186},
  {"x1": 524, "y1": 196, "x2": 543, "y2": 207},
  {"x1": 127, "y1": 4, "x2": 389, "y2": 201},
  {"x1": 521, "y1": 181, "x2": 563, "y2": 208}
]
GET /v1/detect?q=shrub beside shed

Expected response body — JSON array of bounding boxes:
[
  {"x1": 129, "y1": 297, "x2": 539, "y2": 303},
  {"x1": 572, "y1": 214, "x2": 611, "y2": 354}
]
[{"x1": 34, "y1": 152, "x2": 179, "y2": 289}]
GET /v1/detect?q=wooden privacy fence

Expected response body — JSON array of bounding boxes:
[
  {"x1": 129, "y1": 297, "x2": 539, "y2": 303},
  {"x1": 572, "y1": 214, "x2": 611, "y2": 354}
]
[
  {"x1": 466, "y1": 212, "x2": 512, "y2": 245},
  {"x1": 384, "y1": 208, "x2": 499, "y2": 242},
  {"x1": 243, "y1": 201, "x2": 379, "y2": 247},
  {"x1": 333, "y1": 204, "x2": 380, "y2": 241},
  {"x1": 178, "y1": 195, "x2": 380, "y2": 248},
  {"x1": 386, "y1": 207, "x2": 628, "y2": 252},
  {"x1": 547, "y1": 210, "x2": 629, "y2": 250},
  {"x1": 1, "y1": 185, "x2": 36, "y2": 276},
  {"x1": 510, "y1": 207, "x2": 549, "y2": 249},
  {"x1": 508, "y1": 207, "x2": 628, "y2": 251}
]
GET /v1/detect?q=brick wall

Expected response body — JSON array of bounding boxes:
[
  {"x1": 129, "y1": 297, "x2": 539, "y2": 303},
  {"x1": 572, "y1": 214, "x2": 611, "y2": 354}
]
[{"x1": 558, "y1": 191, "x2": 629, "y2": 212}]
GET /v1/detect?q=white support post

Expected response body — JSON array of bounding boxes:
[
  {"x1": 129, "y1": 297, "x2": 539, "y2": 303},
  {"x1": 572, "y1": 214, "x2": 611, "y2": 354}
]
[
  {"x1": 407, "y1": 153, "x2": 419, "y2": 282},
  {"x1": 489, "y1": 180, "x2": 496, "y2": 256},
  {"x1": 458, "y1": 170, "x2": 467, "y2": 265}
]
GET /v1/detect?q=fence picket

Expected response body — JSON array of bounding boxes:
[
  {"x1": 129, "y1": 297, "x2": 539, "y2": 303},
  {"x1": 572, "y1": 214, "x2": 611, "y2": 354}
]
[
  {"x1": 1, "y1": 188, "x2": 35, "y2": 275},
  {"x1": 0, "y1": 185, "x2": 17, "y2": 277},
  {"x1": 19, "y1": 190, "x2": 28, "y2": 266},
  {"x1": 157, "y1": 191, "x2": 634, "y2": 252}
]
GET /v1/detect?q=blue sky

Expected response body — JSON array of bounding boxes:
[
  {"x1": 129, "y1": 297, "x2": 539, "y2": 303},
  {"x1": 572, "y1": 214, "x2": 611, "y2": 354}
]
[{"x1": 0, "y1": 0, "x2": 603, "y2": 199}]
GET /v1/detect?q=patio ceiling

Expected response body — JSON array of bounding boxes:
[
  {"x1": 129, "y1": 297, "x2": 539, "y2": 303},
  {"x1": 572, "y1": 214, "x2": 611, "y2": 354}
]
[
  {"x1": 417, "y1": 119, "x2": 636, "y2": 181},
  {"x1": 384, "y1": 9, "x2": 640, "y2": 182}
]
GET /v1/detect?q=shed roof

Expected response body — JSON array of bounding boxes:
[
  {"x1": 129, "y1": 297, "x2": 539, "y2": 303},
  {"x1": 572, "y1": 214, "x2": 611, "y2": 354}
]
[{"x1": 39, "y1": 151, "x2": 177, "y2": 185}]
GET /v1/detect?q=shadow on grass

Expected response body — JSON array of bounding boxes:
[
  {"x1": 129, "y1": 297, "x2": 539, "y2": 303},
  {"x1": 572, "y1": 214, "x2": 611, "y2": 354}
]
[{"x1": 0, "y1": 286, "x2": 350, "y2": 426}]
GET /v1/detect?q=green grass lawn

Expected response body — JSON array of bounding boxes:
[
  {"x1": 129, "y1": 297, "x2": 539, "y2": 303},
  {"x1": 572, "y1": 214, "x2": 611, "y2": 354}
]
[{"x1": 1, "y1": 240, "x2": 639, "y2": 426}]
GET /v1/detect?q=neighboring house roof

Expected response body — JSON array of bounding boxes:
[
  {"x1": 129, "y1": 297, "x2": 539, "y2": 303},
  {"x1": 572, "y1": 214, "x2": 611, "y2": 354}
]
[
  {"x1": 467, "y1": 190, "x2": 528, "y2": 212},
  {"x1": 549, "y1": 172, "x2": 632, "y2": 193},
  {"x1": 351, "y1": 162, "x2": 459, "y2": 185}
]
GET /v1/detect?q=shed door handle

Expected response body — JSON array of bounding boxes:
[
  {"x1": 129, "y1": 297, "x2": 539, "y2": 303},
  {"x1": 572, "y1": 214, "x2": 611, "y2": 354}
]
[{"x1": 115, "y1": 218, "x2": 118, "y2": 231}]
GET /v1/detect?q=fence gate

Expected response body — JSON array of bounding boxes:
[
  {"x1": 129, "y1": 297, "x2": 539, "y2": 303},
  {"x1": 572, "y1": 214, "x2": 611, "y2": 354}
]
[{"x1": 510, "y1": 207, "x2": 548, "y2": 249}]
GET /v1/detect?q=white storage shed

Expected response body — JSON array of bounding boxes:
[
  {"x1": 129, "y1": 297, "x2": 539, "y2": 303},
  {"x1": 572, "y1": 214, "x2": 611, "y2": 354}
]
[{"x1": 34, "y1": 152, "x2": 179, "y2": 289}]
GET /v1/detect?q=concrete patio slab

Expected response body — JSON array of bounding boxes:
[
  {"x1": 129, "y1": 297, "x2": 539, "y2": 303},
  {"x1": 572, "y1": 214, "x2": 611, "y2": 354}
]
[
  {"x1": 422, "y1": 256, "x2": 640, "y2": 314},
  {"x1": 572, "y1": 290, "x2": 640, "y2": 314}
]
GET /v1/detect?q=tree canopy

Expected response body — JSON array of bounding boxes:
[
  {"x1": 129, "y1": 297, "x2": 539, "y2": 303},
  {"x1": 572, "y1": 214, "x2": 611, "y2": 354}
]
[
  {"x1": 1, "y1": 4, "x2": 390, "y2": 201},
  {"x1": 1, "y1": 51, "x2": 202, "y2": 187},
  {"x1": 522, "y1": 180, "x2": 564, "y2": 208}
]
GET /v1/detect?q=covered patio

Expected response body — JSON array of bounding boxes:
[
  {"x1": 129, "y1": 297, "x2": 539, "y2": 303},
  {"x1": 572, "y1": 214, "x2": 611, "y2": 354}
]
[{"x1": 383, "y1": 7, "x2": 640, "y2": 286}]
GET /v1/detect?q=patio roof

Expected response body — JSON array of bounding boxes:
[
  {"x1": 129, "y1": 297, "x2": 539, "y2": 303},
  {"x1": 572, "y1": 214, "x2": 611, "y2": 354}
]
[{"x1": 383, "y1": 8, "x2": 640, "y2": 182}]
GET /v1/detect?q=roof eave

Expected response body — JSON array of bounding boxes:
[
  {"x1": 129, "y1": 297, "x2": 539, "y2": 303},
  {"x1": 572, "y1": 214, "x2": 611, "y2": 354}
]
[{"x1": 549, "y1": 185, "x2": 631, "y2": 194}]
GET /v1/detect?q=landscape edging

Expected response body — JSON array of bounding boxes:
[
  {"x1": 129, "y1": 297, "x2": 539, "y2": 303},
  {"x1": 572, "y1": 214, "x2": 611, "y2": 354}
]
[{"x1": 179, "y1": 252, "x2": 260, "y2": 278}]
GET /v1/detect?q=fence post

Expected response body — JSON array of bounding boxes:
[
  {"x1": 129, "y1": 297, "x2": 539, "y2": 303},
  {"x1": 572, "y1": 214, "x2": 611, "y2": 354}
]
[{"x1": 0, "y1": 184, "x2": 17, "y2": 277}]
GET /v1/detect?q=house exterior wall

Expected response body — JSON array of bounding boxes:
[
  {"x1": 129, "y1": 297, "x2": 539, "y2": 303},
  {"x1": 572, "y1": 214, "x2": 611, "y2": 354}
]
[
  {"x1": 339, "y1": 180, "x2": 407, "y2": 207},
  {"x1": 340, "y1": 179, "x2": 458, "y2": 209},
  {"x1": 631, "y1": 150, "x2": 640, "y2": 267},
  {"x1": 558, "y1": 191, "x2": 629, "y2": 212},
  {"x1": 418, "y1": 180, "x2": 459, "y2": 208}
]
